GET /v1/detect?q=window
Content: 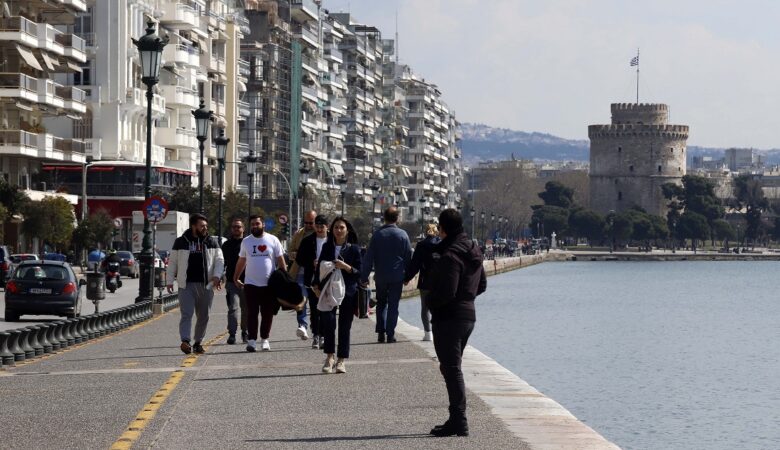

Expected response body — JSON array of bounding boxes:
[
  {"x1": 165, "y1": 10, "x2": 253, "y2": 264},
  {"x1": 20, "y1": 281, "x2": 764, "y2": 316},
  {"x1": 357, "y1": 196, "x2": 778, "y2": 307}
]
[
  {"x1": 670, "y1": 147, "x2": 674, "y2": 153},
  {"x1": 74, "y1": 68, "x2": 91, "y2": 86},
  {"x1": 629, "y1": 165, "x2": 634, "y2": 172},
  {"x1": 618, "y1": 146, "x2": 622, "y2": 153},
  {"x1": 618, "y1": 191, "x2": 623, "y2": 200},
  {"x1": 658, "y1": 165, "x2": 662, "y2": 173}
]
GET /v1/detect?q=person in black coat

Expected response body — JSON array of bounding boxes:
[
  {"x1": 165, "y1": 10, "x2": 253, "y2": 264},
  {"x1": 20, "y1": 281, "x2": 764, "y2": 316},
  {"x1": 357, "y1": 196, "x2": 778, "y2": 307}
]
[
  {"x1": 313, "y1": 217, "x2": 362, "y2": 374},
  {"x1": 404, "y1": 223, "x2": 440, "y2": 341},
  {"x1": 295, "y1": 215, "x2": 329, "y2": 348}
]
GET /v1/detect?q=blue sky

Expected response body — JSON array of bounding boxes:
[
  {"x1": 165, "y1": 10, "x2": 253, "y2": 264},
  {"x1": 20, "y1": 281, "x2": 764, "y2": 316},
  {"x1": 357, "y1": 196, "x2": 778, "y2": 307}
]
[{"x1": 324, "y1": 0, "x2": 780, "y2": 148}]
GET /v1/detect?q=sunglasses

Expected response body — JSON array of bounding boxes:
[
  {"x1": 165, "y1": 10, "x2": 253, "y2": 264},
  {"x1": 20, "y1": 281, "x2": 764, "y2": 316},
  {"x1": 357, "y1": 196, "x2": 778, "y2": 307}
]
[
  {"x1": 304, "y1": 221, "x2": 314, "y2": 225},
  {"x1": 231, "y1": 225, "x2": 243, "y2": 229}
]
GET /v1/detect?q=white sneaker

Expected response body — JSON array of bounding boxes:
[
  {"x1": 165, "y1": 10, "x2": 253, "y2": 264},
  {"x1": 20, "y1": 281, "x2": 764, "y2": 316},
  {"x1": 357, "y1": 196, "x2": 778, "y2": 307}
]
[
  {"x1": 322, "y1": 355, "x2": 335, "y2": 374},
  {"x1": 246, "y1": 339, "x2": 257, "y2": 352},
  {"x1": 422, "y1": 331, "x2": 433, "y2": 342},
  {"x1": 335, "y1": 359, "x2": 346, "y2": 374},
  {"x1": 296, "y1": 325, "x2": 309, "y2": 340},
  {"x1": 261, "y1": 339, "x2": 271, "y2": 351},
  {"x1": 311, "y1": 335, "x2": 320, "y2": 349}
]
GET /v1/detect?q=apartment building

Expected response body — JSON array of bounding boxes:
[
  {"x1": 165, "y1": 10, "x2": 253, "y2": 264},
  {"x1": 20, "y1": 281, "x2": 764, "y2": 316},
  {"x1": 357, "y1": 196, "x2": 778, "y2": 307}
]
[
  {"x1": 0, "y1": 0, "x2": 88, "y2": 249},
  {"x1": 38, "y1": 0, "x2": 246, "y2": 249}
]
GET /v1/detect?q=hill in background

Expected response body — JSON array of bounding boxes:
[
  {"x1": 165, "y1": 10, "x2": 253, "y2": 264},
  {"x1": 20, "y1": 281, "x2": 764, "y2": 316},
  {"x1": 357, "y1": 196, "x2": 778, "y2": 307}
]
[{"x1": 459, "y1": 122, "x2": 780, "y2": 166}]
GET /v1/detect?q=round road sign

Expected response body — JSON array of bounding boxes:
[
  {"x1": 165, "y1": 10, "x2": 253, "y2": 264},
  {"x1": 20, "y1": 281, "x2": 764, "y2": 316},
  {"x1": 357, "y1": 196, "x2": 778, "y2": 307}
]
[
  {"x1": 143, "y1": 196, "x2": 169, "y2": 223},
  {"x1": 278, "y1": 214, "x2": 288, "y2": 225},
  {"x1": 113, "y1": 218, "x2": 123, "y2": 229}
]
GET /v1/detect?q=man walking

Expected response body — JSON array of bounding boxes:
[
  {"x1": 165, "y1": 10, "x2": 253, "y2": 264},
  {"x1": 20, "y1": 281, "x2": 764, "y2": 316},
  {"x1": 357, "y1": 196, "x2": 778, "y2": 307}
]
[
  {"x1": 360, "y1": 207, "x2": 412, "y2": 343},
  {"x1": 167, "y1": 213, "x2": 225, "y2": 354},
  {"x1": 233, "y1": 215, "x2": 286, "y2": 352},
  {"x1": 428, "y1": 209, "x2": 486, "y2": 437},
  {"x1": 288, "y1": 210, "x2": 316, "y2": 340},
  {"x1": 295, "y1": 215, "x2": 329, "y2": 349},
  {"x1": 221, "y1": 218, "x2": 247, "y2": 344}
]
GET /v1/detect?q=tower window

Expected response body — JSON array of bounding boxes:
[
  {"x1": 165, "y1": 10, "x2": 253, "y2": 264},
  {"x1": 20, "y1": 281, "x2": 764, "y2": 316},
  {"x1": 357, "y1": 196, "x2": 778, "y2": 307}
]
[
  {"x1": 614, "y1": 179, "x2": 618, "y2": 185},
  {"x1": 618, "y1": 146, "x2": 622, "y2": 153},
  {"x1": 658, "y1": 165, "x2": 662, "y2": 173},
  {"x1": 618, "y1": 191, "x2": 623, "y2": 200},
  {"x1": 629, "y1": 165, "x2": 634, "y2": 172},
  {"x1": 670, "y1": 147, "x2": 674, "y2": 153}
]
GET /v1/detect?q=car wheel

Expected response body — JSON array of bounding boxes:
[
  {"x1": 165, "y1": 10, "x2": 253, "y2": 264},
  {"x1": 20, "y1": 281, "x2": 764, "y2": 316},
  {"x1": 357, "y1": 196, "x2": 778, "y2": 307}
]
[{"x1": 4, "y1": 309, "x2": 19, "y2": 322}]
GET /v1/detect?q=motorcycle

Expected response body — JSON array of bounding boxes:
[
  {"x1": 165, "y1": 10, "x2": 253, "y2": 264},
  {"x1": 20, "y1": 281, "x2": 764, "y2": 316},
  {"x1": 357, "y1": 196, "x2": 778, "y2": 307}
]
[{"x1": 106, "y1": 261, "x2": 122, "y2": 293}]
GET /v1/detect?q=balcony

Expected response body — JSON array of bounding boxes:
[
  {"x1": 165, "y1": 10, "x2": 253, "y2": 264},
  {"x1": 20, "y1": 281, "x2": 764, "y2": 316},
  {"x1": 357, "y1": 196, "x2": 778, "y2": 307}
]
[
  {"x1": 0, "y1": 131, "x2": 84, "y2": 162},
  {"x1": 237, "y1": 99, "x2": 250, "y2": 117},
  {"x1": 163, "y1": 44, "x2": 200, "y2": 67},
  {"x1": 302, "y1": 84, "x2": 318, "y2": 101},
  {"x1": 324, "y1": 47, "x2": 343, "y2": 63},
  {"x1": 160, "y1": 3, "x2": 199, "y2": 29},
  {"x1": 291, "y1": 0, "x2": 319, "y2": 22},
  {"x1": 157, "y1": 127, "x2": 197, "y2": 149},
  {"x1": 55, "y1": 85, "x2": 87, "y2": 113},
  {"x1": 0, "y1": 73, "x2": 38, "y2": 102},
  {"x1": 38, "y1": 79, "x2": 65, "y2": 109},
  {"x1": 208, "y1": 55, "x2": 226, "y2": 73},
  {"x1": 55, "y1": 33, "x2": 86, "y2": 62},
  {"x1": 55, "y1": 0, "x2": 88, "y2": 12},
  {"x1": 84, "y1": 138, "x2": 102, "y2": 159},
  {"x1": 238, "y1": 58, "x2": 250, "y2": 78},
  {"x1": 125, "y1": 87, "x2": 165, "y2": 116},
  {"x1": 0, "y1": 16, "x2": 39, "y2": 48},
  {"x1": 160, "y1": 85, "x2": 197, "y2": 108},
  {"x1": 37, "y1": 23, "x2": 64, "y2": 56},
  {"x1": 292, "y1": 23, "x2": 319, "y2": 47}
]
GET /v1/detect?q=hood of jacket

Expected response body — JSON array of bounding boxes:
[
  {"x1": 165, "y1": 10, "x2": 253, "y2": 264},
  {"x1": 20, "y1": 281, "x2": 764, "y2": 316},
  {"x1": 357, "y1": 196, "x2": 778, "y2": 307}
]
[{"x1": 442, "y1": 232, "x2": 482, "y2": 268}]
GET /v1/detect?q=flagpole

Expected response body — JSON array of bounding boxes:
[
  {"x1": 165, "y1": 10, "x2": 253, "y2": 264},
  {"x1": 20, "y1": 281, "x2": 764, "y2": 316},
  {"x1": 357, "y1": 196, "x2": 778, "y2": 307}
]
[{"x1": 636, "y1": 48, "x2": 640, "y2": 103}]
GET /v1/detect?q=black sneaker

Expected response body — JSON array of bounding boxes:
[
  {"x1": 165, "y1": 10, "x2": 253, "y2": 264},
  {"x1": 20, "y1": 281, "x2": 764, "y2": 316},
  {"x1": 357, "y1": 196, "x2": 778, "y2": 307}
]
[
  {"x1": 241, "y1": 330, "x2": 248, "y2": 343},
  {"x1": 227, "y1": 334, "x2": 236, "y2": 345},
  {"x1": 193, "y1": 342, "x2": 205, "y2": 354},
  {"x1": 387, "y1": 336, "x2": 397, "y2": 343},
  {"x1": 180, "y1": 340, "x2": 192, "y2": 354},
  {"x1": 430, "y1": 421, "x2": 468, "y2": 437},
  {"x1": 377, "y1": 332, "x2": 385, "y2": 343}
]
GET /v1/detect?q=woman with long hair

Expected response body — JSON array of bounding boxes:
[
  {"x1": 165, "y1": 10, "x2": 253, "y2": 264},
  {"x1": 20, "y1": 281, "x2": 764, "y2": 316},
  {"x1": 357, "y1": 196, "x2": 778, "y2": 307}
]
[{"x1": 313, "y1": 216, "x2": 362, "y2": 374}]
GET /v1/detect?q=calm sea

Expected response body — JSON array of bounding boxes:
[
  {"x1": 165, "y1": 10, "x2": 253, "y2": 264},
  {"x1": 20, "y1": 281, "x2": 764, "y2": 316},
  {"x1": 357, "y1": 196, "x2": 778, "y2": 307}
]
[{"x1": 399, "y1": 261, "x2": 780, "y2": 450}]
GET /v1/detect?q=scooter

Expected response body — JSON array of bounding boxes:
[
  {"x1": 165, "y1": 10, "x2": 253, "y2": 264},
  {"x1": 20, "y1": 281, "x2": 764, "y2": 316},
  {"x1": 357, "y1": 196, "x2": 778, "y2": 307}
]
[{"x1": 106, "y1": 261, "x2": 122, "y2": 293}]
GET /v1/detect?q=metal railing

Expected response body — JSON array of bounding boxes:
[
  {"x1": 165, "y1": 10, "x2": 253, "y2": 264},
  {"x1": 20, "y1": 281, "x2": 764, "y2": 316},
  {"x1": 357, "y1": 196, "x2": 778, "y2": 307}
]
[
  {"x1": 0, "y1": 16, "x2": 38, "y2": 35},
  {"x1": 0, "y1": 130, "x2": 38, "y2": 147},
  {"x1": 55, "y1": 33, "x2": 86, "y2": 53}
]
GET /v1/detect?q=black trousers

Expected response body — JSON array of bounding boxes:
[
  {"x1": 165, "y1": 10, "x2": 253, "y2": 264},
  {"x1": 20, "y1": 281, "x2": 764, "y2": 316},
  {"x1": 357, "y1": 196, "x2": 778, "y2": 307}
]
[
  {"x1": 321, "y1": 292, "x2": 357, "y2": 358},
  {"x1": 306, "y1": 287, "x2": 321, "y2": 336},
  {"x1": 432, "y1": 318, "x2": 475, "y2": 423}
]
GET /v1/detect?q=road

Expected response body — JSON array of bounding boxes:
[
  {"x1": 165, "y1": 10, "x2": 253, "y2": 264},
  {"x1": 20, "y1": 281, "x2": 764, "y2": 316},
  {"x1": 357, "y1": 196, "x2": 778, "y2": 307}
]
[{"x1": 0, "y1": 277, "x2": 147, "y2": 332}]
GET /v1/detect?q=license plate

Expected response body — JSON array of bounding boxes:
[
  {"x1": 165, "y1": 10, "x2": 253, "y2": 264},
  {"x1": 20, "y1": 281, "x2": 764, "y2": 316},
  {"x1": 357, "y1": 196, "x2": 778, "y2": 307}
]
[{"x1": 29, "y1": 288, "x2": 52, "y2": 294}]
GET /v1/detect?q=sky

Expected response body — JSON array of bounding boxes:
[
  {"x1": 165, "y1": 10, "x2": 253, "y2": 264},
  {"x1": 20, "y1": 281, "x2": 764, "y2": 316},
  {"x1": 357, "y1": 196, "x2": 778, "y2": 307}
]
[{"x1": 323, "y1": 0, "x2": 780, "y2": 149}]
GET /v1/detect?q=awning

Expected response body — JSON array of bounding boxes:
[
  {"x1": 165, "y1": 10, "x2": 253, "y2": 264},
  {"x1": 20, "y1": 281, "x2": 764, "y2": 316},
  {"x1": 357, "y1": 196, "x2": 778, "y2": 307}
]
[
  {"x1": 237, "y1": 80, "x2": 247, "y2": 92},
  {"x1": 397, "y1": 166, "x2": 412, "y2": 177},
  {"x1": 39, "y1": 51, "x2": 60, "y2": 71},
  {"x1": 315, "y1": 160, "x2": 332, "y2": 177},
  {"x1": 16, "y1": 45, "x2": 43, "y2": 71},
  {"x1": 331, "y1": 164, "x2": 344, "y2": 176},
  {"x1": 61, "y1": 61, "x2": 82, "y2": 73}
]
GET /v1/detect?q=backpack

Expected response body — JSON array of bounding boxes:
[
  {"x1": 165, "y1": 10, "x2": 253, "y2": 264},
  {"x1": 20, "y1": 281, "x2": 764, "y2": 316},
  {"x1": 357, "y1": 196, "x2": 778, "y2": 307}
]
[{"x1": 268, "y1": 269, "x2": 305, "y2": 310}]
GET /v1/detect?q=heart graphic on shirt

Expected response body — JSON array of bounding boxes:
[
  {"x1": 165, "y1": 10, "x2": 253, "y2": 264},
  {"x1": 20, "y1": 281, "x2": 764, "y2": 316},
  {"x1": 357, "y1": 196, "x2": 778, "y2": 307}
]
[{"x1": 258, "y1": 245, "x2": 267, "y2": 252}]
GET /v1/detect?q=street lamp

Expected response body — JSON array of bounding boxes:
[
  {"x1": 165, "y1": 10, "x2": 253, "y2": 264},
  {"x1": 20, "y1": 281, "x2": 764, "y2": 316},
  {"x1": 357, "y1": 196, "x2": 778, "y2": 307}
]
[
  {"x1": 299, "y1": 162, "x2": 310, "y2": 214},
  {"x1": 470, "y1": 207, "x2": 475, "y2": 237},
  {"x1": 192, "y1": 99, "x2": 214, "y2": 214},
  {"x1": 337, "y1": 174, "x2": 347, "y2": 215},
  {"x1": 244, "y1": 150, "x2": 257, "y2": 225},
  {"x1": 608, "y1": 210, "x2": 615, "y2": 253},
  {"x1": 480, "y1": 210, "x2": 485, "y2": 243},
  {"x1": 214, "y1": 129, "x2": 230, "y2": 241},
  {"x1": 394, "y1": 187, "x2": 402, "y2": 207},
  {"x1": 498, "y1": 216, "x2": 503, "y2": 239},
  {"x1": 132, "y1": 21, "x2": 167, "y2": 302},
  {"x1": 370, "y1": 181, "x2": 380, "y2": 230}
]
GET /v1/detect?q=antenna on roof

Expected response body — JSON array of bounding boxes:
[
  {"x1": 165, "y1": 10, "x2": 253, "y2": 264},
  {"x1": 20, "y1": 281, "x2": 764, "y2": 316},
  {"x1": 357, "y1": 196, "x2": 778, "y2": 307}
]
[{"x1": 395, "y1": 9, "x2": 399, "y2": 63}]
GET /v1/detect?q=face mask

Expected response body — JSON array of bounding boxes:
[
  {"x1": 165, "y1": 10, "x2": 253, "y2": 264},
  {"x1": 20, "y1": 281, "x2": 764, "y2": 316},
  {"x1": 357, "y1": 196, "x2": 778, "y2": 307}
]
[{"x1": 251, "y1": 227, "x2": 263, "y2": 237}]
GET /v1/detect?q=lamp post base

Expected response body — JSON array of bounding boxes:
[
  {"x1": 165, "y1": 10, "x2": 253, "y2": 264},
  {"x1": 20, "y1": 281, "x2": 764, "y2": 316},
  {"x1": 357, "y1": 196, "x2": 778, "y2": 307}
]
[{"x1": 152, "y1": 302, "x2": 164, "y2": 317}]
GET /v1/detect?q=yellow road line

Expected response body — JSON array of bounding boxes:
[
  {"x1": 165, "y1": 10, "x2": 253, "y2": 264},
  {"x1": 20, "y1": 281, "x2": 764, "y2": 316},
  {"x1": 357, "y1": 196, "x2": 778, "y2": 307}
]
[{"x1": 110, "y1": 332, "x2": 227, "y2": 450}]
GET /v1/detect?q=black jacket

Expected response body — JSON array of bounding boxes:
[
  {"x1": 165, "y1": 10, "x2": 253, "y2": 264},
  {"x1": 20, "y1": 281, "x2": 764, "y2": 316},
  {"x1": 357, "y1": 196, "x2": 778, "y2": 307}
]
[
  {"x1": 429, "y1": 232, "x2": 486, "y2": 322},
  {"x1": 295, "y1": 232, "x2": 322, "y2": 286},
  {"x1": 405, "y1": 235, "x2": 441, "y2": 290},
  {"x1": 314, "y1": 240, "x2": 362, "y2": 297},
  {"x1": 221, "y1": 236, "x2": 244, "y2": 282}
]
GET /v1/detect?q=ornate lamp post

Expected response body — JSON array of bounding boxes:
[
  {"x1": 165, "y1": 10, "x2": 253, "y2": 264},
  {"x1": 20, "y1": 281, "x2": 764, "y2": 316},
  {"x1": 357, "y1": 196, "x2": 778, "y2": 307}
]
[
  {"x1": 370, "y1": 181, "x2": 380, "y2": 231},
  {"x1": 244, "y1": 150, "x2": 257, "y2": 224},
  {"x1": 470, "y1": 207, "x2": 475, "y2": 237},
  {"x1": 299, "y1": 163, "x2": 310, "y2": 214},
  {"x1": 214, "y1": 129, "x2": 230, "y2": 241},
  {"x1": 192, "y1": 99, "x2": 214, "y2": 214},
  {"x1": 480, "y1": 210, "x2": 486, "y2": 243},
  {"x1": 394, "y1": 187, "x2": 402, "y2": 207},
  {"x1": 337, "y1": 173, "x2": 347, "y2": 215},
  {"x1": 490, "y1": 212, "x2": 495, "y2": 239},
  {"x1": 608, "y1": 209, "x2": 615, "y2": 253},
  {"x1": 132, "y1": 21, "x2": 167, "y2": 302}
]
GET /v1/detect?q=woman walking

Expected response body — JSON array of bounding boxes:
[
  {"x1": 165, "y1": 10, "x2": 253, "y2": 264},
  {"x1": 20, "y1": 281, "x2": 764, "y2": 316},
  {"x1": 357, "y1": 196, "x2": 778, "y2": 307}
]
[
  {"x1": 404, "y1": 223, "x2": 440, "y2": 341},
  {"x1": 314, "y1": 217, "x2": 362, "y2": 374}
]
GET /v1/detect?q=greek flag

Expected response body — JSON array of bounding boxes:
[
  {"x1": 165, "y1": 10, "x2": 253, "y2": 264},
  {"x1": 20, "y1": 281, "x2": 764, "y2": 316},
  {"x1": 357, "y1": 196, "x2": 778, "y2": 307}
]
[{"x1": 630, "y1": 55, "x2": 639, "y2": 67}]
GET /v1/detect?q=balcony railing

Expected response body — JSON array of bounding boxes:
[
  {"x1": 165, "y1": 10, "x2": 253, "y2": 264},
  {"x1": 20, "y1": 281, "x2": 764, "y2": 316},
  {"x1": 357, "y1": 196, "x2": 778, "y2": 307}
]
[
  {"x1": 0, "y1": 16, "x2": 38, "y2": 35},
  {"x1": 0, "y1": 130, "x2": 38, "y2": 147},
  {"x1": 292, "y1": 23, "x2": 319, "y2": 44},
  {"x1": 55, "y1": 33, "x2": 85, "y2": 53},
  {"x1": 0, "y1": 73, "x2": 38, "y2": 91},
  {"x1": 52, "y1": 137, "x2": 85, "y2": 153},
  {"x1": 324, "y1": 47, "x2": 343, "y2": 61},
  {"x1": 55, "y1": 85, "x2": 86, "y2": 103}
]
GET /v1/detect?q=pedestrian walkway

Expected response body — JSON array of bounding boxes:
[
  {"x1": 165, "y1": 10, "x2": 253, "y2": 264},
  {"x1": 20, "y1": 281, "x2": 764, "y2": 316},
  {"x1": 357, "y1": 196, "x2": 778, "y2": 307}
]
[{"x1": 1, "y1": 299, "x2": 534, "y2": 449}]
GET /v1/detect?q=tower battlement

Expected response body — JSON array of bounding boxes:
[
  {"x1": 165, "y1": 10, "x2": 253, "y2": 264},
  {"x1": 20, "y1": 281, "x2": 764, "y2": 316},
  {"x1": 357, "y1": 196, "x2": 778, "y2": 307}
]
[
  {"x1": 588, "y1": 124, "x2": 689, "y2": 139},
  {"x1": 611, "y1": 103, "x2": 668, "y2": 125}
]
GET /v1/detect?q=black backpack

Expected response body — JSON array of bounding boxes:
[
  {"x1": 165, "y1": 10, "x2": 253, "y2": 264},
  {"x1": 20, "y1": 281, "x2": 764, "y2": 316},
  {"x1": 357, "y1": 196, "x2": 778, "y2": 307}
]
[{"x1": 268, "y1": 269, "x2": 305, "y2": 310}]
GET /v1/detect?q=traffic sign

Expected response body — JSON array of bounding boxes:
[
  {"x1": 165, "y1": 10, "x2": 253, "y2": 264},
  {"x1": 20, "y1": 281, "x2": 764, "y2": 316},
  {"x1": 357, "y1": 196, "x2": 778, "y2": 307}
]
[
  {"x1": 113, "y1": 218, "x2": 123, "y2": 229},
  {"x1": 278, "y1": 214, "x2": 288, "y2": 225},
  {"x1": 264, "y1": 217, "x2": 275, "y2": 231},
  {"x1": 143, "y1": 196, "x2": 169, "y2": 223}
]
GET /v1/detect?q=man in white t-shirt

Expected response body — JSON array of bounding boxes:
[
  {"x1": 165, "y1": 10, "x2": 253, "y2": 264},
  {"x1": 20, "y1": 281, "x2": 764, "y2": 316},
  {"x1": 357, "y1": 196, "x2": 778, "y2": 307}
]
[{"x1": 233, "y1": 215, "x2": 286, "y2": 352}]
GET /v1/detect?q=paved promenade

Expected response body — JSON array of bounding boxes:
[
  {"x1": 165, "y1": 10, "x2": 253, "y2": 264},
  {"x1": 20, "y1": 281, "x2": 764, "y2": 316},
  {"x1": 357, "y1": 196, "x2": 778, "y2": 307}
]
[{"x1": 1, "y1": 257, "x2": 619, "y2": 449}]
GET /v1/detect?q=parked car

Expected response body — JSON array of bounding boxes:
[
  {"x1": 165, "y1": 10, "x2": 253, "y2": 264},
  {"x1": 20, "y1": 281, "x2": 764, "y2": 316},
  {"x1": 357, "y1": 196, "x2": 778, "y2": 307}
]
[
  {"x1": 8, "y1": 254, "x2": 39, "y2": 279},
  {"x1": 4, "y1": 260, "x2": 85, "y2": 321},
  {"x1": 132, "y1": 252, "x2": 165, "y2": 269},
  {"x1": 158, "y1": 250, "x2": 171, "y2": 267},
  {"x1": 0, "y1": 245, "x2": 11, "y2": 287},
  {"x1": 43, "y1": 252, "x2": 67, "y2": 262},
  {"x1": 117, "y1": 251, "x2": 139, "y2": 278}
]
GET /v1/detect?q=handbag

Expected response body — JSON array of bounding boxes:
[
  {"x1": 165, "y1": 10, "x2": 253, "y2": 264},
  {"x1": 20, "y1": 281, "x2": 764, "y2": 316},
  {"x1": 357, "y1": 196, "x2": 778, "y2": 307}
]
[{"x1": 357, "y1": 286, "x2": 371, "y2": 318}]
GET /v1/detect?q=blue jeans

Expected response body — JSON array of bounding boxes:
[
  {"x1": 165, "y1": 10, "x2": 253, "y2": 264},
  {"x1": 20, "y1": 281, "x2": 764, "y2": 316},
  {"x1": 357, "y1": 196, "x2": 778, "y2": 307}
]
[
  {"x1": 296, "y1": 272, "x2": 307, "y2": 327},
  {"x1": 374, "y1": 281, "x2": 403, "y2": 338}
]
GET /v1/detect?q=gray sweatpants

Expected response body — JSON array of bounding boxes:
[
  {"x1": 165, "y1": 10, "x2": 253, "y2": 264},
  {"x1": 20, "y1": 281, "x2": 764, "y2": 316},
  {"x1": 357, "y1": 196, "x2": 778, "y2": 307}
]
[
  {"x1": 179, "y1": 282, "x2": 214, "y2": 344},
  {"x1": 225, "y1": 281, "x2": 247, "y2": 335}
]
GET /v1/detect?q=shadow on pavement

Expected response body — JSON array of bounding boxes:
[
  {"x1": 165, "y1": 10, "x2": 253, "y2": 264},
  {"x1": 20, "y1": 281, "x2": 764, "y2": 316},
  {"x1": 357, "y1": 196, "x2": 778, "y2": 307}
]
[
  {"x1": 195, "y1": 372, "x2": 322, "y2": 382},
  {"x1": 247, "y1": 433, "x2": 432, "y2": 443}
]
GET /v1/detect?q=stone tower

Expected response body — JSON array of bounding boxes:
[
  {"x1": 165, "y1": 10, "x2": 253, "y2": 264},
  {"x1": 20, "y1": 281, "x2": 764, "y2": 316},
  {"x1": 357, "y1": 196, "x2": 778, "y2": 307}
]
[{"x1": 588, "y1": 103, "x2": 689, "y2": 216}]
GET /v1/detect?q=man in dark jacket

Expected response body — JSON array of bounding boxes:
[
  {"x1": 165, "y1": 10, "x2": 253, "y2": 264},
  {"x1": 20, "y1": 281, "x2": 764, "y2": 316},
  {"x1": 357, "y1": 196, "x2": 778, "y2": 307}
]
[
  {"x1": 295, "y1": 215, "x2": 329, "y2": 348},
  {"x1": 404, "y1": 223, "x2": 440, "y2": 341},
  {"x1": 428, "y1": 208, "x2": 486, "y2": 437},
  {"x1": 221, "y1": 218, "x2": 246, "y2": 344}
]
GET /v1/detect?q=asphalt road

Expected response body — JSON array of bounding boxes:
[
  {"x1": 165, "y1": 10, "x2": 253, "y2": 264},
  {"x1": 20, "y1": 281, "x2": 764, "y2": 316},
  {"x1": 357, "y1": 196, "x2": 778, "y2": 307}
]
[{"x1": 0, "y1": 277, "x2": 145, "y2": 332}]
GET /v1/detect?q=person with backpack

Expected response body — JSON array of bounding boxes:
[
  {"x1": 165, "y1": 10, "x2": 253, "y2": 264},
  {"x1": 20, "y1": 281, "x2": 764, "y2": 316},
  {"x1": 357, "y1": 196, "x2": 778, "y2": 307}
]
[
  {"x1": 295, "y1": 215, "x2": 330, "y2": 349},
  {"x1": 404, "y1": 223, "x2": 441, "y2": 342},
  {"x1": 313, "y1": 217, "x2": 362, "y2": 374},
  {"x1": 427, "y1": 209, "x2": 487, "y2": 438}
]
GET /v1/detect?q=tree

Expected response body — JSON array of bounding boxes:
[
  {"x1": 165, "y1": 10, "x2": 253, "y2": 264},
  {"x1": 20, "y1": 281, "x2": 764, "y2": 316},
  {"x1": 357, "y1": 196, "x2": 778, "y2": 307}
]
[
  {"x1": 663, "y1": 175, "x2": 724, "y2": 246},
  {"x1": 72, "y1": 210, "x2": 115, "y2": 252},
  {"x1": 21, "y1": 197, "x2": 75, "y2": 251},
  {"x1": 0, "y1": 178, "x2": 30, "y2": 216},
  {"x1": 538, "y1": 181, "x2": 575, "y2": 208},
  {"x1": 677, "y1": 211, "x2": 710, "y2": 252},
  {"x1": 531, "y1": 205, "x2": 568, "y2": 238},
  {"x1": 0, "y1": 203, "x2": 7, "y2": 242},
  {"x1": 732, "y1": 175, "x2": 769, "y2": 245},
  {"x1": 712, "y1": 219, "x2": 735, "y2": 248},
  {"x1": 568, "y1": 208, "x2": 604, "y2": 246}
]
